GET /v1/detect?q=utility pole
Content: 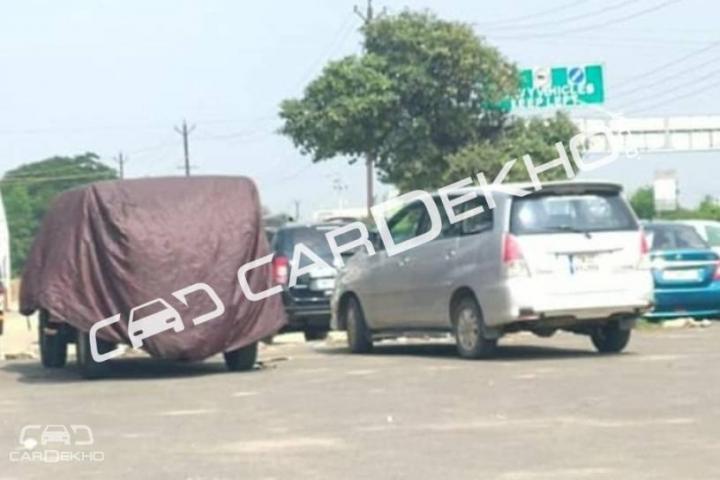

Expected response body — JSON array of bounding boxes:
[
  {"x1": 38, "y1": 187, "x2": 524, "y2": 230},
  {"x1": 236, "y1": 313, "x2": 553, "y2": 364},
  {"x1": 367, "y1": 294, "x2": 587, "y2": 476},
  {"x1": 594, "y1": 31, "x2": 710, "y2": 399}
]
[
  {"x1": 293, "y1": 200, "x2": 301, "y2": 222},
  {"x1": 354, "y1": 0, "x2": 377, "y2": 218},
  {"x1": 114, "y1": 151, "x2": 125, "y2": 179},
  {"x1": 174, "y1": 119, "x2": 195, "y2": 176}
]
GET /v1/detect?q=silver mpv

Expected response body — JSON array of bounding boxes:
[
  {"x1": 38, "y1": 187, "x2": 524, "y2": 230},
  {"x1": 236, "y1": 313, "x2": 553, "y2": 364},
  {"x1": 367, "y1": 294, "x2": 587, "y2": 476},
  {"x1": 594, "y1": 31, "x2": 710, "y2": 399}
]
[{"x1": 331, "y1": 181, "x2": 654, "y2": 358}]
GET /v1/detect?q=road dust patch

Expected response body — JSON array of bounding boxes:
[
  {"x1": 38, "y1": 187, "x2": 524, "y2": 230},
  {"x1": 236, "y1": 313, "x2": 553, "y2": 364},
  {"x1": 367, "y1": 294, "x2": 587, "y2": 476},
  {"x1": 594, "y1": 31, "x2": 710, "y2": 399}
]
[
  {"x1": 425, "y1": 365, "x2": 463, "y2": 372},
  {"x1": 213, "y1": 437, "x2": 346, "y2": 454},
  {"x1": 158, "y1": 408, "x2": 217, "y2": 416},
  {"x1": 513, "y1": 373, "x2": 538, "y2": 380},
  {"x1": 120, "y1": 432, "x2": 155, "y2": 439},
  {"x1": 359, "y1": 415, "x2": 696, "y2": 433},
  {"x1": 556, "y1": 416, "x2": 696, "y2": 428},
  {"x1": 346, "y1": 369, "x2": 376, "y2": 376},
  {"x1": 231, "y1": 391, "x2": 259, "y2": 398},
  {"x1": 292, "y1": 367, "x2": 331, "y2": 375},
  {"x1": 633, "y1": 354, "x2": 689, "y2": 362},
  {"x1": 499, "y1": 467, "x2": 612, "y2": 479}
]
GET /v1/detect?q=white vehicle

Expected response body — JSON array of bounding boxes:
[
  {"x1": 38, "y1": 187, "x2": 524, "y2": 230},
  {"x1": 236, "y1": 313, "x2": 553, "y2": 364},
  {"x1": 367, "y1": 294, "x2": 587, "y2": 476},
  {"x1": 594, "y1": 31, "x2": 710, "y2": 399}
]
[
  {"x1": 333, "y1": 181, "x2": 654, "y2": 358},
  {"x1": 675, "y1": 220, "x2": 720, "y2": 256}
]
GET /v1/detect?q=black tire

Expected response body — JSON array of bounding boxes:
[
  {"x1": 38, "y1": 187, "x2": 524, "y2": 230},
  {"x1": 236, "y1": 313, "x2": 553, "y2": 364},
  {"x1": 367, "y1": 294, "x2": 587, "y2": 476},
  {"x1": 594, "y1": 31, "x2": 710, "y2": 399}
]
[
  {"x1": 303, "y1": 329, "x2": 329, "y2": 342},
  {"x1": 224, "y1": 342, "x2": 258, "y2": 372},
  {"x1": 39, "y1": 310, "x2": 67, "y2": 368},
  {"x1": 345, "y1": 296, "x2": 373, "y2": 353},
  {"x1": 591, "y1": 322, "x2": 631, "y2": 353},
  {"x1": 452, "y1": 297, "x2": 497, "y2": 359},
  {"x1": 76, "y1": 330, "x2": 113, "y2": 379}
]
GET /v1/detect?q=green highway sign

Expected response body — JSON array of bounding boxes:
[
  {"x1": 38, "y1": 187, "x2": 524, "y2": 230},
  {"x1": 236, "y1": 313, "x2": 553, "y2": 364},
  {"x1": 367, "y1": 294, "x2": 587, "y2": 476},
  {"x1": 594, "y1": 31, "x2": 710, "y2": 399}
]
[{"x1": 510, "y1": 64, "x2": 605, "y2": 110}]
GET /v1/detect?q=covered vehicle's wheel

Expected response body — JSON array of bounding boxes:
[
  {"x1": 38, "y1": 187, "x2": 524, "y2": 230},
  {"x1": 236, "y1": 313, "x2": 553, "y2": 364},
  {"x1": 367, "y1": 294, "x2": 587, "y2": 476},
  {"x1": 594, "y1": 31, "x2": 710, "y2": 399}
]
[
  {"x1": 591, "y1": 322, "x2": 631, "y2": 353},
  {"x1": 224, "y1": 342, "x2": 258, "y2": 371},
  {"x1": 453, "y1": 297, "x2": 497, "y2": 359},
  {"x1": 39, "y1": 309, "x2": 67, "y2": 368},
  {"x1": 76, "y1": 330, "x2": 112, "y2": 379},
  {"x1": 303, "y1": 329, "x2": 328, "y2": 342},
  {"x1": 345, "y1": 296, "x2": 372, "y2": 353}
]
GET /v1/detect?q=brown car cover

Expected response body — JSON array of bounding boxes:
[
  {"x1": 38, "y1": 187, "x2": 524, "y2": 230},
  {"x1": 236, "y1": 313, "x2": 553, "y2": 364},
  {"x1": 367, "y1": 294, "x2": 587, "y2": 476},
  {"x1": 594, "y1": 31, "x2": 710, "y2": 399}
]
[{"x1": 20, "y1": 176, "x2": 286, "y2": 361}]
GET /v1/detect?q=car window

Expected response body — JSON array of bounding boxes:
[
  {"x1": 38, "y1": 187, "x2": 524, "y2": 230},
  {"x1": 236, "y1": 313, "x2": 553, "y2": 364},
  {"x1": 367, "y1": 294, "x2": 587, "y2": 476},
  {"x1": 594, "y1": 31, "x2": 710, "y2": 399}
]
[
  {"x1": 413, "y1": 195, "x2": 493, "y2": 240},
  {"x1": 276, "y1": 225, "x2": 354, "y2": 263},
  {"x1": 388, "y1": 202, "x2": 426, "y2": 244},
  {"x1": 510, "y1": 192, "x2": 637, "y2": 235},
  {"x1": 455, "y1": 195, "x2": 493, "y2": 235},
  {"x1": 416, "y1": 198, "x2": 454, "y2": 239},
  {"x1": 705, "y1": 225, "x2": 720, "y2": 246},
  {"x1": 645, "y1": 224, "x2": 709, "y2": 250}
]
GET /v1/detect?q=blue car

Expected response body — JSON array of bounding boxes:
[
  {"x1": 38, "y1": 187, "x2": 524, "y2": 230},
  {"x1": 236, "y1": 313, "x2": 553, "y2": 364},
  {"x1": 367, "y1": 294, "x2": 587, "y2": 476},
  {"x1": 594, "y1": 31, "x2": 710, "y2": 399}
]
[{"x1": 643, "y1": 222, "x2": 720, "y2": 320}]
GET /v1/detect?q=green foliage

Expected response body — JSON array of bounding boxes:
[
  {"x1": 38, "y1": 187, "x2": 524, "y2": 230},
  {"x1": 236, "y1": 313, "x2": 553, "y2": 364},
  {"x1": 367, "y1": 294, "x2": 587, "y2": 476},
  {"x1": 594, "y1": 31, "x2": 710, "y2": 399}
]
[
  {"x1": 628, "y1": 186, "x2": 720, "y2": 221},
  {"x1": 2, "y1": 153, "x2": 117, "y2": 275},
  {"x1": 629, "y1": 186, "x2": 655, "y2": 220},
  {"x1": 280, "y1": 54, "x2": 397, "y2": 161},
  {"x1": 281, "y1": 11, "x2": 563, "y2": 192},
  {"x1": 444, "y1": 112, "x2": 579, "y2": 184}
]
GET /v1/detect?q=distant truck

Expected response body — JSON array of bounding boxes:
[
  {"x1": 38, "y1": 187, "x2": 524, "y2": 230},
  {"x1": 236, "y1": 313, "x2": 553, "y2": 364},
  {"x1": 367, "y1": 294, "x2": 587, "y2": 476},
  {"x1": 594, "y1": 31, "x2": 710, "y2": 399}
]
[{"x1": 20, "y1": 176, "x2": 285, "y2": 378}]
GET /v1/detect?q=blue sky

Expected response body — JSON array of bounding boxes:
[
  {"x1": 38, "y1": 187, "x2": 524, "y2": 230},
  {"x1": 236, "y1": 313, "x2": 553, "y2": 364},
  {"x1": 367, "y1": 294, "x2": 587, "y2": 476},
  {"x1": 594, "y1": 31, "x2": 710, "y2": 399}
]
[{"x1": 0, "y1": 0, "x2": 718, "y2": 215}]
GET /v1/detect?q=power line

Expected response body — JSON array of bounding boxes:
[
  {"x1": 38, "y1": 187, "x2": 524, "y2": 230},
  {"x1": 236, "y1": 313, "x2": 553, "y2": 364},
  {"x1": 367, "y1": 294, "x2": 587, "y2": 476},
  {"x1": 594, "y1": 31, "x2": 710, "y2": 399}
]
[
  {"x1": 612, "y1": 39, "x2": 720, "y2": 93},
  {"x1": 473, "y1": 0, "x2": 594, "y2": 27},
  {"x1": 613, "y1": 53, "x2": 720, "y2": 100},
  {"x1": 291, "y1": 12, "x2": 358, "y2": 95},
  {"x1": 491, "y1": 0, "x2": 683, "y2": 39},
  {"x1": 496, "y1": 31, "x2": 713, "y2": 48},
  {"x1": 622, "y1": 64, "x2": 720, "y2": 108},
  {"x1": 627, "y1": 75, "x2": 720, "y2": 114},
  {"x1": 480, "y1": 0, "x2": 643, "y2": 31}
]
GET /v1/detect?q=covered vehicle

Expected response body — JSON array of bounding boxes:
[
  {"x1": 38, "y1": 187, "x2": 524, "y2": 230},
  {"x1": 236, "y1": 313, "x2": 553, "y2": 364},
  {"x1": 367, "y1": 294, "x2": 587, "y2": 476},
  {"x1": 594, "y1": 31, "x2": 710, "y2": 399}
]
[
  {"x1": 20, "y1": 176, "x2": 285, "y2": 377},
  {"x1": 643, "y1": 221, "x2": 720, "y2": 320}
]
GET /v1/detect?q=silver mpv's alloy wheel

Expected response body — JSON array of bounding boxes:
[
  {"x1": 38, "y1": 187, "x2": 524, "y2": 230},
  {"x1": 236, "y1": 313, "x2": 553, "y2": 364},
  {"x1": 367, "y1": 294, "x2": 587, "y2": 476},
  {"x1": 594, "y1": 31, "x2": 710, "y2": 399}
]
[
  {"x1": 345, "y1": 296, "x2": 373, "y2": 353},
  {"x1": 453, "y1": 297, "x2": 497, "y2": 359}
]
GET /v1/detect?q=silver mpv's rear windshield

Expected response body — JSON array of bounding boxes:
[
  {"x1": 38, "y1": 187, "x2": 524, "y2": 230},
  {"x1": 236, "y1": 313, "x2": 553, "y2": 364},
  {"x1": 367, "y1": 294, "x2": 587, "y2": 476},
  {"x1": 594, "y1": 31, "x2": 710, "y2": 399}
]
[{"x1": 510, "y1": 191, "x2": 638, "y2": 235}]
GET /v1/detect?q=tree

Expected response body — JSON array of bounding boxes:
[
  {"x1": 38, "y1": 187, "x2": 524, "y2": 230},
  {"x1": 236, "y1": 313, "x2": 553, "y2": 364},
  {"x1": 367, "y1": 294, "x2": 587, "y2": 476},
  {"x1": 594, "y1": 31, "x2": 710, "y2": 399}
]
[
  {"x1": 280, "y1": 11, "x2": 522, "y2": 194},
  {"x1": 2, "y1": 153, "x2": 117, "y2": 275},
  {"x1": 629, "y1": 186, "x2": 655, "y2": 220},
  {"x1": 443, "y1": 112, "x2": 579, "y2": 184},
  {"x1": 696, "y1": 195, "x2": 720, "y2": 220}
]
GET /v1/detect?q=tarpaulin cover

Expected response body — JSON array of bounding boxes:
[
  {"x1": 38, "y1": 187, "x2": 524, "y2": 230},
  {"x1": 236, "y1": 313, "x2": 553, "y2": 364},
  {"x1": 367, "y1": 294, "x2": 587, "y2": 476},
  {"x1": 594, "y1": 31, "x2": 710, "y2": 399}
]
[{"x1": 20, "y1": 176, "x2": 286, "y2": 360}]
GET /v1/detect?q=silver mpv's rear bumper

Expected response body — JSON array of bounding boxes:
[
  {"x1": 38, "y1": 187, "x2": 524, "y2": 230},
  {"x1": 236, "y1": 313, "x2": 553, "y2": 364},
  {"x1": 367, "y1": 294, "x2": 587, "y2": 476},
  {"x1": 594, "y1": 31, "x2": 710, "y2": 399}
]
[{"x1": 488, "y1": 271, "x2": 655, "y2": 327}]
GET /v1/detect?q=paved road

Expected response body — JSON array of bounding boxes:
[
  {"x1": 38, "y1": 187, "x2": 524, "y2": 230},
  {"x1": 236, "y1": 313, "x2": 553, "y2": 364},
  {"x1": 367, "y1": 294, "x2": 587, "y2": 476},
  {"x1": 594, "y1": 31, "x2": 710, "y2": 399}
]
[{"x1": 1, "y1": 327, "x2": 719, "y2": 480}]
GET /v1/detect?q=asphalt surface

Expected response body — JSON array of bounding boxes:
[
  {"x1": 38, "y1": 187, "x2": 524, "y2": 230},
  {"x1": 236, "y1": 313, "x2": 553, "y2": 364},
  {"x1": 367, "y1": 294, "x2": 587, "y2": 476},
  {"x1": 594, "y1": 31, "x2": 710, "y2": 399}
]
[{"x1": 1, "y1": 327, "x2": 719, "y2": 480}]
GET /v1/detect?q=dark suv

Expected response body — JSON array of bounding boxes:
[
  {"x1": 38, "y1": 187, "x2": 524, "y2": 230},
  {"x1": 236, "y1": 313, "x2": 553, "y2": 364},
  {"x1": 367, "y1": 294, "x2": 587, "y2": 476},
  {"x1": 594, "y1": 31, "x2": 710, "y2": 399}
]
[{"x1": 271, "y1": 223, "x2": 344, "y2": 341}]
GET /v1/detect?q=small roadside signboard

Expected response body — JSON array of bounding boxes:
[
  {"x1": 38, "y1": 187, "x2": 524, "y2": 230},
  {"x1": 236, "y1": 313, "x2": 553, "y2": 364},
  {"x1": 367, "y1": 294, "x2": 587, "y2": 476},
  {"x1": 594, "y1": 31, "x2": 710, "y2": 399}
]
[{"x1": 509, "y1": 64, "x2": 605, "y2": 110}]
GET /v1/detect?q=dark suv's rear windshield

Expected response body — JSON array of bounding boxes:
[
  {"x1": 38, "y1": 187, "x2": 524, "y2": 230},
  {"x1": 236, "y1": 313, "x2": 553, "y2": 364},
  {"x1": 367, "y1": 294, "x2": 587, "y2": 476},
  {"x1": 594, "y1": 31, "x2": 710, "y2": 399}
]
[
  {"x1": 510, "y1": 192, "x2": 638, "y2": 235},
  {"x1": 275, "y1": 225, "x2": 357, "y2": 262}
]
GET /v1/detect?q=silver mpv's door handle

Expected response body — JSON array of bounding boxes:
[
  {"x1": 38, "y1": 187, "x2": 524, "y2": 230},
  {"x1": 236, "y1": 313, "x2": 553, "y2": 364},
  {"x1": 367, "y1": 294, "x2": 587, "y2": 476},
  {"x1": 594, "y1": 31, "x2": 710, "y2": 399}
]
[
  {"x1": 397, "y1": 256, "x2": 411, "y2": 267},
  {"x1": 445, "y1": 249, "x2": 457, "y2": 260}
]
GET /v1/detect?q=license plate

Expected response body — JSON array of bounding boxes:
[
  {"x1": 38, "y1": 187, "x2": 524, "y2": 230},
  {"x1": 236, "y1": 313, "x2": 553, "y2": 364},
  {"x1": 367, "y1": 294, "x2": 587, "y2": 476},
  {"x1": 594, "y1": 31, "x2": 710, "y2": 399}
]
[
  {"x1": 567, "y1": 254, "x2": 599, "y2": 274},
  {"x1": 662, "y1": 269, "x2": 700, "y2": 281},
  {"x1": 311, "y1": 278, "x2": 335, "y2": 290}
]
